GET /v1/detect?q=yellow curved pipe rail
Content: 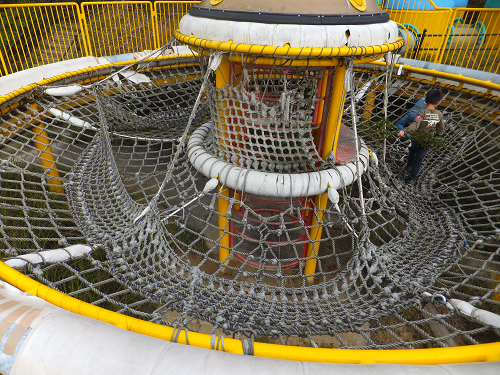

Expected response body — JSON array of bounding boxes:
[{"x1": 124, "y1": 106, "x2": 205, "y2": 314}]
[
  {"x1": 1, "y1": 260, "x2": 500, "y2": 365},
  {"x1": 174, "y1": 31, "x2": 405, "y2": 58},
  {"x1": 370, "y1": 60, "x2": 500, "y2": 92},
  {"x1": 0, "y1": 54, "x2": 198, "y2": 106},
  {"x1": 215, "y1": 53, "x2": 386, "y2": 66}
]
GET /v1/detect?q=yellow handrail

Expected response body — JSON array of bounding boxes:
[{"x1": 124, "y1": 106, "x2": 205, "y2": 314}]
[
  {"x1": 175, "y1": 31, "x2": 405, "y2": 57},
  {"x1": 371, "y1": 60, "x2": 500, "y2": 92},
  {"x1": 0, "y1": 3, "x2": 85, "y2": 75}
]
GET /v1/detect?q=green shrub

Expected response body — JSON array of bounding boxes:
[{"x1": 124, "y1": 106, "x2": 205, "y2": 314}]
[{"x1": 409, "y1": 131, "x2": 453, "y2": 153}]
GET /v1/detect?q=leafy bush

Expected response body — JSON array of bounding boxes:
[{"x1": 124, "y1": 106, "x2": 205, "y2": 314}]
[
  {"x1": 409, "y1": 131, "x2": 453, "y2": 153},
  {"x1": 365, "y1": 119, "x2": 397, "y2": 146},
  {"x1": 365, "y1": 119, "x2": 452, "y2": 153}
]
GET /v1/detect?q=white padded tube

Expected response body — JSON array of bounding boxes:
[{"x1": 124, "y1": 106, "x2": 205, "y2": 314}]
[
  {"x1": 48, "y1": 108, "x2": 97, "y2": 130},
  {"x1": 179, "y1": 14, "x2": 398, "y2": 48},
  {"x1": 1, "y1": 282, "x2": 498, "y2": 375},
  {"x1": 4, "y1": 245, "x2": 93, "y2": 269},
  {"x1": 187, "y1": 123, "x2": 369, "y2": 198},
  {"x1": 450, "y1": 299, "x2": 500, "y2": 329}
]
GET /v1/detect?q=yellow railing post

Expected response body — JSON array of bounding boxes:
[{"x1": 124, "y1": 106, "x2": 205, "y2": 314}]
[
  {"x1": 216, "y1": 55, "x2": 231, "y2": 264},
  {"x1": 0, "y1": 49, "x2": 7, "y2": 76},
  {"x1": 29, "y1": 104, "x2": 64, "y2": 194},
  {"x1": 435, "y1": 8, "x2": 456, "y2": 64},
  {"x1": 304, "y1": 63, "x2": 347, "y2": 282},
  {"x1": 77, "y1": 6, "x2": 90, "y2": 57},
  {"x1": 80, "y1": 1, "x2": 155, "y2": 57},
  {"x1": 151, "y1": 6, "x2": 159, "y2": 50}
]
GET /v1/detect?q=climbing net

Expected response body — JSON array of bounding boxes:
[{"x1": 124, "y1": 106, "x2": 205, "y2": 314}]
[{"x1": 0, "y1": 51, "x2": 499, "y2": 349}]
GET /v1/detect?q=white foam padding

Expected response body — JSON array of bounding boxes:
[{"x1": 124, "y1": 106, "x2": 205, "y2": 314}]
[{"x1": 179, "y1": 14, "x2": 398, "y2": 48}]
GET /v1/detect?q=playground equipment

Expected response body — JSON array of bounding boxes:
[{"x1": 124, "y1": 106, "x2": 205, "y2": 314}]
[
  {"x1": 175, "y1": 0, "x2": 401, "y2": 280},
  {"x1": 485, "y1": 0, "x2": 500, "y2": 7},
  {"x1": 0, "y1": 0, "x2": 500, "y2": 373},
  {"x1": 447, "y1": 18, "x2": 486, "y2": 49},
  {"x1": 385, "y1": 0, "x2": 454, "y2": 10},
  {"x1": 397, "y1": 23, "x2": 420, "y2": 55}
]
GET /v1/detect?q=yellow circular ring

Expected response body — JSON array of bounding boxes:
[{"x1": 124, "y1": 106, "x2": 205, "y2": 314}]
[
  {"x1": 175, "y1": 30, "x2": 404, "y2": 58},
  {"x1": 211, "y1": 0, "x2": 225, "y2": 5}
]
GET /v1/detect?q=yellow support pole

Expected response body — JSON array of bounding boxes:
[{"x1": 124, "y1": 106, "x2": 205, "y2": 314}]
[
  {"x1": 326, "y1": 64, "x2": 347, "y2": 157},
  {"x1": 316, "y1": 70, "x2": 329, "y2": 127},
  {"x1": 362, "y1": 89, "x2": 376, "y2": 120},
  {"x1": 362, "y1": 74, "x2": 377, "y2": 122},
  {"x1": 305, "y1": 63, "x2": 347, "y2": 282},
  {"x1": 29, "y1": 104, "x2": 64, "y2": 194},
  {"x1": 216, "y1": 55, "x2": 231, "y2": 264},
  {"x1": 314, "y1": 69, "x2": 329, "y2": 147},
  {"x1": 304, "y1": 193, "x2": 328, "y2": 282},
  {"x1": 218, "y1": 184, "x2": 230, "y2": 264}
]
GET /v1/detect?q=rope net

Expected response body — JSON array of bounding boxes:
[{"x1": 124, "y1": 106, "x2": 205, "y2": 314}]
[{"x1": 0, "y1": 51, "x2": 499, "y2": 349}]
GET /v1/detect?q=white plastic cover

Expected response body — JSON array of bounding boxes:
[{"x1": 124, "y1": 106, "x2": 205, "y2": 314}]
[
  {"x1": 179, "y1": 14, "x2": 398, "y2": 48},
  {"x1": 0, "y1": 46, "x2": 195, "y2": 97},
  {"x1": 450, "y1": 299, "x2": 500, "y2": 329},
  {"x1": 48, "y1": 108, "x2": 96, "y2": 130},
  {"x1": 187, "y1": 123, "x2": 369, "y2": 198},
  {"x1": 0, "y1": 281, "x2": 497, "y2": 374},
  {"x1": 4, "y1": 244, "x2": 92, "y2": 269}
]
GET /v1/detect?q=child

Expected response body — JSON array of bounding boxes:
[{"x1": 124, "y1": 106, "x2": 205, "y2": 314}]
[{"x1": 397, "y1": 89, "x2": 444, "y2": 186}]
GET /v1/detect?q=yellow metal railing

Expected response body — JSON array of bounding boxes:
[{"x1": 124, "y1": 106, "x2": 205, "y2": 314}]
[
  {"x1": 81, "y1": 1, "x2": 156, "y2": 57},
  {"x1": 0, "y1": 3, "x2": 86, "y2": 76},
  {"x1": 155, "y1": 1, "x2": 200, "y2": 47},
  {"x1": 382, "y1": 0, "x2": 499, "y2": 73},
  {"x1": 0, "y1": 2, "x2": 498, "y2": 74},
  {"x1": 440, "y1": 8, "x2": 500, "y2": 73},
  {"x1": 386, "y1": 8, "x2": 454, "y2": 61}
]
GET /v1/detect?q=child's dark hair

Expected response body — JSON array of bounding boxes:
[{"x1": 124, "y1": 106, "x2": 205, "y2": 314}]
[{"x1": 425, "y1": 89, "x2": 443, "y2": 105}]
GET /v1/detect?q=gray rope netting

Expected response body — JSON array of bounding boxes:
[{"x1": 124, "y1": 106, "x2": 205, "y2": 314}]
[{"x1": 0, "y1": 51, "x2": 499, "y2": 348}]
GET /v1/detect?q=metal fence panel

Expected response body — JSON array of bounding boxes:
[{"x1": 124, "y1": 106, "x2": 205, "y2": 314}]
[
  {"x1": 385, "y1": 7, "x2": 454, "y2": 62},
  {"x1": 0, "y1": 2, "x2": 498, "y2": 76},
  {"x1": 0, "y1": 3, "x2": 85, "y2": 76},
  {"x1": 383, "y1": 0, "x2": 499, "y2": 74},
  {"x1": 81, "y1": 1, "x2": 156, "y2": 57},
  {"x1": 440, "y1": 8, "x2": 500, "y2": 74},
  {"x1": 155, "y1": 1, "x2": 199, "y2": 47}
]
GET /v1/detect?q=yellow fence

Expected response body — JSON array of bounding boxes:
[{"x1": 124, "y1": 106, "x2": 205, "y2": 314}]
[
  {"x1": 0, "y1": 1, "x2": 498, "y2": 77},
  {"x1": 387, "y1": 8, "x2": 454, "y2": 61},
  {"x1": 81, "y1": 1, "x2": 156, "y2": 57},
  {"x1": 439, "y1": 8, "x2": 500, "y2": 73},
  {"x1": 0, "y1": 3, "x2": 86, "y2": 76},
  {"x1": 155, "y1": 1, "x2": 199, "y2": 47},
  {"x1": 384, "y1": 0, "x2": 499, "y2": 73}
]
